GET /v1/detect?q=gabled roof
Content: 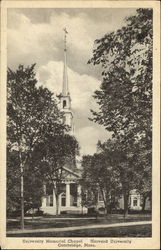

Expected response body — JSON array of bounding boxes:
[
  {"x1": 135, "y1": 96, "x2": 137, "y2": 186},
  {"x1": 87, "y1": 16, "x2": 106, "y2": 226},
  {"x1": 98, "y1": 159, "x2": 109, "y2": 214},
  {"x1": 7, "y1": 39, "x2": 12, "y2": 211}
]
[{"x1": 63, "y1": 166, "x2": 81, "y2": 178}]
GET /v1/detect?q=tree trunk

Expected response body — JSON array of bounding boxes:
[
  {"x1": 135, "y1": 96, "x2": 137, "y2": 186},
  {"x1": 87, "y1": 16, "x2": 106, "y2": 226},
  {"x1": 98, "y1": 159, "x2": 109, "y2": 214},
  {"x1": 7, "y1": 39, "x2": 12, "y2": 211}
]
[
  {"x1": 104, "y1": 207, "x2": 107, "y2": 216},
  {"x1": 123, "y1": 192, "x2": 129, "y2": 219},
  {"x1": 56, "y1": 194, "x2": 60, "y2": 215},
  {"x1": 104, "y1": 191, "x2": 109, "y2": 216},
  {"x1": 101, "y1": 188, "x2": 108, "y2": 216},
  {"x1": 56, "y1": 195, "x2": 58, "y2": 215},
  {"x1": 149, "y1": 197, "x2": 152, "y2": 212},
  {"x1": 95, "y1": 191, "x2": 99, "y2": 219},
  {"x1": 19, "y1": 149, "x2": 28, "y2": 230},
  {"x1": 95, "y1": 202, "x2": 98, "y2": 219},
  {"x1": 104, "y1": 203, "x2": 109, "y2": 218},
  {"x1": 105, "y1": 190, "x2": 111, "y2": 217},
  {"x1": 20, "y1": 161, "x2": 24, "y2": 230},
  {"x1": 81, "y1": 204, "x2": 84, "y2": 215},
  {"x1": 141, "y1": 195, "x2": 147, "y2": 212}
]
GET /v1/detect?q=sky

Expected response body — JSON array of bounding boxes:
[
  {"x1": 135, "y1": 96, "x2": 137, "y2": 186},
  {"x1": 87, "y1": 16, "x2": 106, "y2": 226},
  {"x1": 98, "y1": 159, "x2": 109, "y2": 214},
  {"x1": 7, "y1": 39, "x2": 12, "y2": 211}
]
[{"x1": 7, "y1": 8, "x2": 137, "y2": 155}]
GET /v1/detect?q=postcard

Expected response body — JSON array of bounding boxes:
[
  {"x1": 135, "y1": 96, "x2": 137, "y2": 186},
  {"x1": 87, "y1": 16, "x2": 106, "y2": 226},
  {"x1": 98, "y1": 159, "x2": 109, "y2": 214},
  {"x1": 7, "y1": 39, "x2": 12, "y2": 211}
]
[{"x1": 0, "y1": 0, "x2": 160, "y2": 249}]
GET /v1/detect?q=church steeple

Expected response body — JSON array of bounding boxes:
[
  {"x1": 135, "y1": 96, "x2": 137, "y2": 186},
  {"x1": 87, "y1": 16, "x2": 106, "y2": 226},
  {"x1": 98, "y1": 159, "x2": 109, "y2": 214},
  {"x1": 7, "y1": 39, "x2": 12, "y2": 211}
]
[
  {"x1": 62, "y1": 28, "x2": 69, "y2": 96},
  {"x1": 59, "y1": 28, "x2": 74, "y2": 134}
]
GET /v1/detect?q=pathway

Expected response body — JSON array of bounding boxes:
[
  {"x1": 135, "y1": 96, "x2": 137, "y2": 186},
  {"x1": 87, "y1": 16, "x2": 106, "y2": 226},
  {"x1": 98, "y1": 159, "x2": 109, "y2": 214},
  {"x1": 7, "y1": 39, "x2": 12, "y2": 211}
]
[
  {"x1": 8, "y1": 217, "x2": 96, "y2": 222},
  {"x1": 7, "y1": 220, "x2": 152, "y2": 235}
]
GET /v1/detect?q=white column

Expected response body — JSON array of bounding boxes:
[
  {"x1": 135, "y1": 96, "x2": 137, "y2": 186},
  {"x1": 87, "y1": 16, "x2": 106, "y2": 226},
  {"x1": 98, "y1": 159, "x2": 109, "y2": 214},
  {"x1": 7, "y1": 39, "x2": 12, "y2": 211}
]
[
  {"x1": 66, "y1": 183, "x2": 70, "y2": 207},
  {"x1": 43, "y1": 183, "x2": 46, "y2": 195},
  {"x1": 53, "y1": 189, "x2": 56, "y2": 206},
  {"x1": 46, "y1": 196, "x2": 50, "y2": 206},
  {"x1": 77, "y1": 184, "x2": 82, "y2": 207},
  {"x1": 42, "y1": 183, "x2": 47, "y2": 207},
  {"x1": 41, "y1": 197, "x2": 46, "y2": 207}
]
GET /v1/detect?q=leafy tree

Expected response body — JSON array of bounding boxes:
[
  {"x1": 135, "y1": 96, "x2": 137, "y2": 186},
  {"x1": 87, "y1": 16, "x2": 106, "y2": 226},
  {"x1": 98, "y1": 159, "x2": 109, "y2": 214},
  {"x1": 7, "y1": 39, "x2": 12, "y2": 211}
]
[
  {"x1": 31, "y1": 133, "x2": 79, "y2": 215},
  {"x1": 7, "y1": 64, "x2": 65, "y2": 228},
  {"x1": 81, "y1": 144, "x2": 121, "y2": 216},
  {"x1": 88, "y1": 8, "x2": 152, "y2": 146},
  {"x1": 129, "y1": 139, "x2": 152, "y2": 211},
  {"x1": 7, "y1": 146, "x2": 44, "y2": 217},
  {"x1": 96, "y1": 139, "x2": 135, "y2": 216},
  {"x1": 82, "y1": 139, "x2": 150, "y2": 216},
  {"x1": 24, "y1": 165, "x2": 44, "y2": 213},
  {"x1": 80, "y1": 155, "x2": 99, "y2": 211},
  {"x1": 88, "y1": 9, "x2": 152, "y2": 214},
  {"x1": 7, "y1": 147, "x2": 21, "y2": 216}
]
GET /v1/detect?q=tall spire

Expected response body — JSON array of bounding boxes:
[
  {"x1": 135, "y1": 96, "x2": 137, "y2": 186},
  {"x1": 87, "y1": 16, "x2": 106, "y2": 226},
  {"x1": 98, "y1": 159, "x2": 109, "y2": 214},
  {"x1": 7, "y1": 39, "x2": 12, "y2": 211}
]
[
  {"x1": 59, "y1": 28, "x2": 74, "y2": 135},
  {"x1": 62, "y1": 28, "x2": 69, "y2": 96}
]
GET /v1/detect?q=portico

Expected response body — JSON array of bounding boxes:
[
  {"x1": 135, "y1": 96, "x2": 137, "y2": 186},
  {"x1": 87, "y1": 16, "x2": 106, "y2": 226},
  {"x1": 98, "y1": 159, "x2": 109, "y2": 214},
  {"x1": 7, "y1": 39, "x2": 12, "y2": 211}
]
[{"x1": 41, "y1": 167, "x2": 87, "y2": 215}]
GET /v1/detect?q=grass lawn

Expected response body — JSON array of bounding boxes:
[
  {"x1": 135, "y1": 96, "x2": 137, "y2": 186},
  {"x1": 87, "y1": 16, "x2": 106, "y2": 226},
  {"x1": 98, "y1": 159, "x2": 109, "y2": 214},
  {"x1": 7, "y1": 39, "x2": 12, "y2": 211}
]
[
  {"x1": 7, "y1": 213, "x2": 151, "y2": 230},
  {"x1": 7, "y1": 213, "x2": 151, "y2": 237}
]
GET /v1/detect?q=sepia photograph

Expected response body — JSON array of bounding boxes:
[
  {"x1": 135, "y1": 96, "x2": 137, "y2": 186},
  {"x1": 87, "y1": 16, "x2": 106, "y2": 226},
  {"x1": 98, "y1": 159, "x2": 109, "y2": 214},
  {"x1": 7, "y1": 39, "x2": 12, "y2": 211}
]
[{"x1": 0, "y1": 0, "x2": 160, "y2": 249}]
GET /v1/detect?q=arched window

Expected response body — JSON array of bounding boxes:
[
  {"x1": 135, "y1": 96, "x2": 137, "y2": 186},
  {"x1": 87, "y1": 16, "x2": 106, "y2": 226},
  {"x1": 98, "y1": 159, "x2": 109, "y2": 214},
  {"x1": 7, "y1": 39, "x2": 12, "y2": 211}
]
[{"x1": 63, "y1": 100, "x2": 66, "y2": 108}]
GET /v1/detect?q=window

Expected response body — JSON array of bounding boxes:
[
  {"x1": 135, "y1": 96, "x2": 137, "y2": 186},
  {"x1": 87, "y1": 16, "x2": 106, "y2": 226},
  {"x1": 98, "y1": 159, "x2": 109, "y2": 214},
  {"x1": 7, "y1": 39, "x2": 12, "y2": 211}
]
[
  {"x1": 63, "y1": 100, "x2": 66, "y2": 108},
  {"x1": 133, "y1": 197, "x2": 138, "y2": 207}
]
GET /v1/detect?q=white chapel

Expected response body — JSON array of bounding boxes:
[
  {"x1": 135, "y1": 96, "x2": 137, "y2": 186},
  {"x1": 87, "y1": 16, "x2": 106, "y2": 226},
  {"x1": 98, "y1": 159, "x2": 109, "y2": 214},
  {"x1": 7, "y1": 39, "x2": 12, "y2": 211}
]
[{"x1": 40, "y1": 29, "x2": 87, "y2": 215}]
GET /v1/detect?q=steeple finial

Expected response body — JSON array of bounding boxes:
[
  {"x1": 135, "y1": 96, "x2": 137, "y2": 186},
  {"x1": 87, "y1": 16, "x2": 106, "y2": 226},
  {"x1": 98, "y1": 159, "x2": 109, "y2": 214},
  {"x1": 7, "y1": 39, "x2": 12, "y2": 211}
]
[{"x1": 62, "y1": 27, "x2": 69, "y2": 96}]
